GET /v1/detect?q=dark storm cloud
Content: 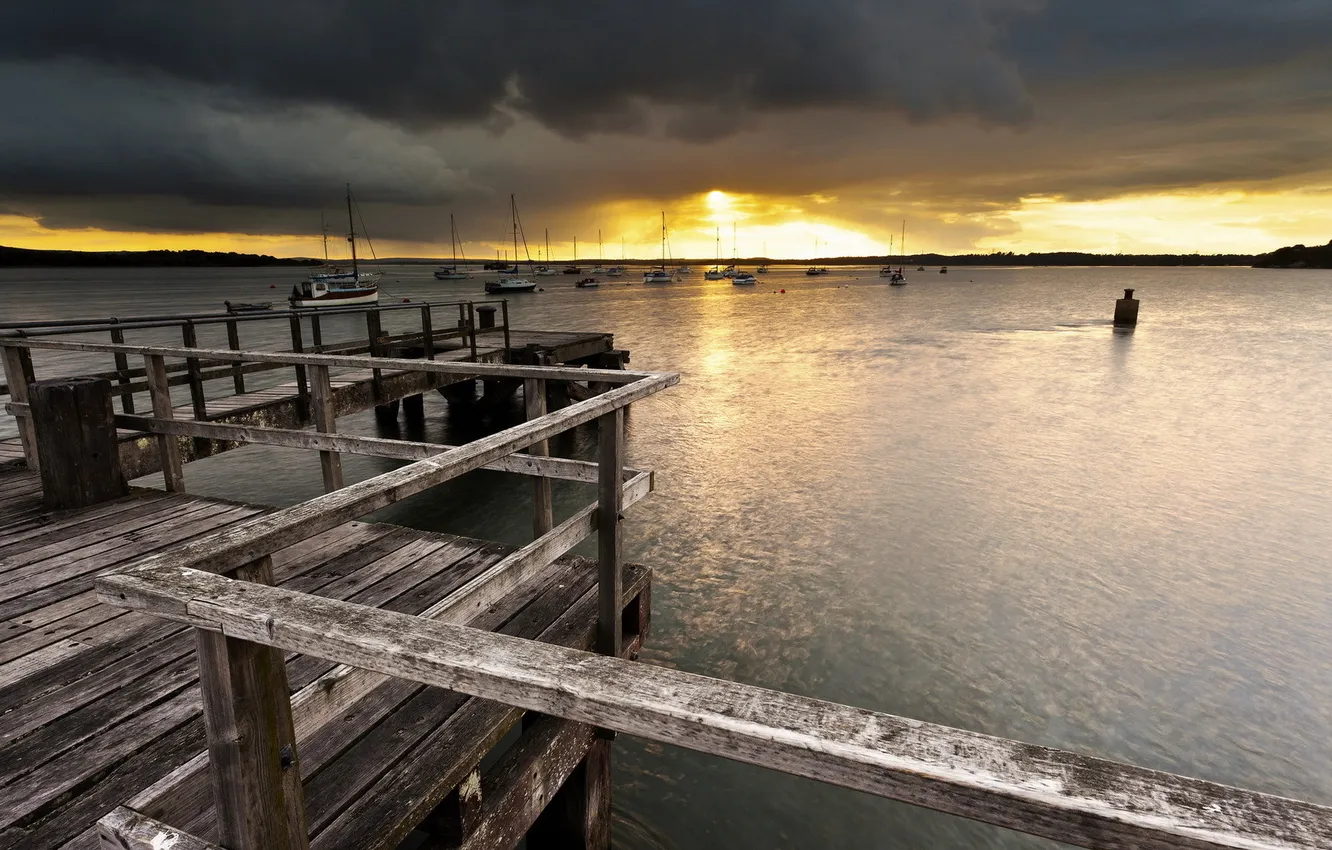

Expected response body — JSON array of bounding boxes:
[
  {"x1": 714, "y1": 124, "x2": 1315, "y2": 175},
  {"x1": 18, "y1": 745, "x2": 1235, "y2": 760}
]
[{"x1": 0, "y1": 0, "x2": 1035, "y2": 133}]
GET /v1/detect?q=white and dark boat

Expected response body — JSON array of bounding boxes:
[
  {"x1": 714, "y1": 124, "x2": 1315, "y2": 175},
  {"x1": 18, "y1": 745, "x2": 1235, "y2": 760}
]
[
  {"x1": 589, "y1": 230, "x2": 607, "y2": 274},
  {"x1": 757, "y1": 240, "x2": 770, "y2": 274},
  {"x1": 643, "y1": 212, "x2": 674, "y2": 283},
  {"x1": 534, "y1": 230, "x2": 558, "y2": 275},
  {"x1": 484, "y1": 194, "x2": 538, "y2": 294},
  {"x1": 563, "y1": 237, "x2": 581, "y2": 274},
  {"x1": 731, "y1": 272, "x2": 757, "y2": 285},
  {"x1": 805, "y1": 266, "x2": 829, "y2": 276},
  {"x1": 705, "y1": 228, "x2": 726, "y2": 279},
  {"x1": 291, "y1": 186, "x2": 381, "y2": 308},
  {"x1": 881, "y1": 222, "x2": 907, "y2": 285},
  {"x1": 224, "y1": 300, "x2": 273, "y2": 313},
  {"x1": 575, "y1": 277, "x2": 600, "y2": 288},
  {"x1": 434, "y1": 213, "x2": 471, "y2": 279}
]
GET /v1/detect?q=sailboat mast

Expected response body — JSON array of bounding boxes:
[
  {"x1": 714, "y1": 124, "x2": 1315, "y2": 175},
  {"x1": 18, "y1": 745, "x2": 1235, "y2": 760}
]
[
  {"x1": 599, "y1": 229, "x2": 603, "y2": 262},
  {"x1": 510, "y1": 195, "x2": 519, "y2": 267},
  {"x1": 345, "y1": 184, "x2": 358, "y2": 276},
  {"x1": 321, "y1": 212, "x2": 329, "y2": 262},
  {"x1": 660, "y1": 212, "x2": 666, "y2": 266},
  {"x1": 732, "y1": 222, "x2": 737, "y2": 262},
  {"x1": 546, "y1": 229, "x2": 550, "y2": 266},
  {"x1": 901, "y1": 220, "x2": 907, "y2": 264}
]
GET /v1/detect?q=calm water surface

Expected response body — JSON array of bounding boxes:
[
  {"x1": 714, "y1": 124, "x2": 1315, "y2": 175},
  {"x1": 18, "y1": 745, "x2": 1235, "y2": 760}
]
[{"x1": 4, "y1": 265, "x2": 1332, "y2": 848}]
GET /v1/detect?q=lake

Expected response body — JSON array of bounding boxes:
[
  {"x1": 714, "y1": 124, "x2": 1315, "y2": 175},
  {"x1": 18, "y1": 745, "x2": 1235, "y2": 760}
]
[{"x1": 3, "y1": 264, "x2": 1331, "y2": 848}]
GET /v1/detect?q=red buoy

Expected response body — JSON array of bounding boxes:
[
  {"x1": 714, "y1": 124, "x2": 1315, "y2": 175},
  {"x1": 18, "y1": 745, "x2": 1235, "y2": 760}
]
[{"x1": 780, "y1": 288, "x2": 786, "y2": 293}]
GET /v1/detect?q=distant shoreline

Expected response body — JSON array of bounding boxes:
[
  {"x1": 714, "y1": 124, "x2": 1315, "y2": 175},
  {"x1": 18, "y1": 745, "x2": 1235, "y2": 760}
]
[{"x1": 0, "y1": 246, "x2": 320, "y2": 268}]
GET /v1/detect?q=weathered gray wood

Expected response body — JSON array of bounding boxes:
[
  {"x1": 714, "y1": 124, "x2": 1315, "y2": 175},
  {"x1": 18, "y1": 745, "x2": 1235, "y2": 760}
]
[
  {"x1": 28, "y1": 378, "x2": 128, "y2": 510},
  {"x1": 109, "y1": 326, "x2": 136, "y2": 414},
  {"x1": 524, "y1": 378, "x2": 554, "y2": 538},
  {"x1": 0, "y1": 346, "x2": 38, "y2": 472},
  {"x1": 112, "y1": 372, "x2": 675, "y2": 578},
  {"x1": 289, "y1": 313, "x2": 309, "y2": 418},
  {"x1": 308, "y1": 365, "x2": 343, "y2": 493},
  {"x1": 97, "y1": 806, "x2": 221, "y2": 850},
  {"x1": 180, "y1": 322, "x2": 207, "y2": 420},
  {"x1": 98, "y1": 566, "x2": 1332, "y2": 850},
  {"x1": 194, "y1": 556, "x2": 308, "y2": 850},
  {"x1": 225, "y1": 319, "x2": 246, "y2": 395},
  {"x1": 111, "y1": 413, "x2": 639, "y2": 484},
  {"x1": 527, "y1": 735, "x2": 610, "y2": 850},
  {"x1": 11, "y1": 338, "x2": 658, "y2": 385},
  {"x1": 456, "y1": 716, "x2": 594, "y2": 850},
  {"x1": 596, "y1": 408, "x2": 623, "y2": 660},
  {"x1": 419, "y1": 306, "x2": 435, "y2": 361},
  {"x1": 143, "y1": 354, "x2": 184, "y2": 493}
]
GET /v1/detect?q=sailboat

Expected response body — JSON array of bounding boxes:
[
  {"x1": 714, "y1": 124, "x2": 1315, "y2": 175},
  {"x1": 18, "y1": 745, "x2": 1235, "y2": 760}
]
[
  {"x1": 883, "y1": 221, "x2": 907, "y2": 285},
  {"x1": 291, "y1": 185, "x2": 381, "y2": 307},
  {"x1": 484, "y1": 195, "x2": 538, "y2": 293},
  {"x1": 805, "y1": 235, "x2": 829, "y2": 276},
  {"x1": 757, "y1": 241, "x2": 770, "y2": 274},
  {"x1": 534, "y1": 230, "x2": 558, "y2": 276},
  {"x1": 434, "y1": 214, "x2": 471, "y2": 280},
  {"x1": 590, "y1": 230, "x2": 607, "y2": 275},
  {"x1": 607, "y1": 238, "x2": 626, "y2": 276},
  {"x1": 643, "y1": 213, "x2": 673, "y2": 283},
  {"x1": 730, "y1": 222, "x2": 756, "y2": 284},
  {"x1": 705, "y1": 228, "x2": 725, "y2": 280},
  {"x1": 563, "y1": 237, "x2": 581, "y2": 274}
]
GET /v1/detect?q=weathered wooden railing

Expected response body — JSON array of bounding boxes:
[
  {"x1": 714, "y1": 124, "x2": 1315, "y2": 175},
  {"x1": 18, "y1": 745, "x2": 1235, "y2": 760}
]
[{"x1": 0, "y1": 298, "x2": 512, "y2": 406}]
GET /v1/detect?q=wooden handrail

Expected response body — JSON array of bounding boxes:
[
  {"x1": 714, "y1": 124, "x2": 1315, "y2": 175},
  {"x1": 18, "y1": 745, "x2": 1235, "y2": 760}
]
[{"x1": 95, "y1": 566, "x2": 1332, "y2": 850}]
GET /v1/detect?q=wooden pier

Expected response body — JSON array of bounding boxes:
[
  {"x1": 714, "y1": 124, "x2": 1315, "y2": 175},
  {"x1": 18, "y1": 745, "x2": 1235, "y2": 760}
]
[{"x1": 1, "y1": 304, "x2": 1331, "y2": 850}]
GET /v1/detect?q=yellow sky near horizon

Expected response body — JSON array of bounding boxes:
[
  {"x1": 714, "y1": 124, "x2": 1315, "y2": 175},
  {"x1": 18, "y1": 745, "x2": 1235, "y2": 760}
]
[{"x1": 3, "y1": 187, "x2": 1327, "y2": 260}]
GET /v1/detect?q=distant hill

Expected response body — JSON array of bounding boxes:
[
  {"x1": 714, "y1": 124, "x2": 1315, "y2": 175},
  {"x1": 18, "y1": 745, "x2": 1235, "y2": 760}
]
[
  {"x1": 0, "y1": 245, "x2": 320, "y2": 268},
  {"x1": 1252, "y1": 241, "x2": 1332, "y2": 269}
]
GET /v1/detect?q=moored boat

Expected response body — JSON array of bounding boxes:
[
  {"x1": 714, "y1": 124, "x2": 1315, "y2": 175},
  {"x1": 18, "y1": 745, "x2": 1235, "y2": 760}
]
[
  {"x1": 483, "y1": 194, "x2": 538, "y2": 293},
  {"x1": 805, "y1": 266, "x2": 829, "y2": 276},
  {"x1": 575, "y1": 277, "x2": 600, "y2": 288},
  {"x1": 224, "y1": 300, "x2": 273, "y2": 313},
  {"x1": 732, "y1": 272, "x2": 757, "y2": 285},
  {"x1": 643, "y1": 212, "x2": 674, "y2": 283},
  {"x1": 291, "y1": 185, "x2": 381, "y2": 308},
  {"x1": 940, "y1": 266, "x2": 948, "y2": 274},
  {"x1": 485, "y1": 277, "x2": 537, "y2": 293},
  {"x1": 434, "y1": 213, "x2": 471, "y2": 279}
]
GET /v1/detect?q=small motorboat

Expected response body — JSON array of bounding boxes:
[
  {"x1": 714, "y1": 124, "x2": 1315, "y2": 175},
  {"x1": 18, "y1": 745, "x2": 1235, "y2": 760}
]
[
  {"x1": 757, "y1": 263, "x2": 770, "y2": 273},
  {"x1": 606, "y1": 265, "x2": 625, "y2": 277},
  {"x1": 563, "y1": 265, "x2": 582, "y2": 275},
  {"x1": 224, "y1": 300, "x2": 273, "y2": 313},
  {"x1": 484, "y1": 277, "x2": 538, "y2": 293},
  {"x1": 917, "y1": 266, "x2": 926, "y2": 272},
  {"x1": 731, "y1": 272, "x2": 757, "y2": 285},
  {"x1": 939, "y1": 266, "x2": 948, "y2": 274},
  {"x1": 575, "y1": 277, "x2": 601, "y2": 288},
  {"x1": 805, "y1": 267, "x2": 829, "y2": 276}
]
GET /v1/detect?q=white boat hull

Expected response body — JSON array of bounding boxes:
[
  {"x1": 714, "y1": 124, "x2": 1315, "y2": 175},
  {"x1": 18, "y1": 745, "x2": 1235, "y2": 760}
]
[
  {"x1": 434, "y1": 271, "x2": 470, "y2": 280},
  {"x1": 485, "y1": 278, "x2": 538, "y2": 293},
  {"x1": 290, "y1": 289, "x2": 380, "y2": 308}
]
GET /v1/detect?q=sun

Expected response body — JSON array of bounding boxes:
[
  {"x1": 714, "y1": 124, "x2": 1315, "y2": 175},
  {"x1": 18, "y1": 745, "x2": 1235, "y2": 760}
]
[{"x1": 705, "y1": 190, "x2": 731, "y2": 215}]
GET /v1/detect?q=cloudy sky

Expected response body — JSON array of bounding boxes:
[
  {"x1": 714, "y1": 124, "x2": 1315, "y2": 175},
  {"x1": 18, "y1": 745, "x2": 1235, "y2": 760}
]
[{"x1": 1, "y1": 0, "x2": 1329, "y2": 259}]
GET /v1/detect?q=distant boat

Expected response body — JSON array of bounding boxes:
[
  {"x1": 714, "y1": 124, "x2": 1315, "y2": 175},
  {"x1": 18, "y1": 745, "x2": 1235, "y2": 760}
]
[
  {"x1": 917, "y1": 266, "x2": 926, "y2": 272},
  {"x1": 484, "y1": 194, "x2": 537, "y2": 294},
  {"x1": 607, "y1": 237, "x2": 626, "y2": 276},
  {"x1": 590, "y1": 230, "x2": 607, "y2": 274},
  {"x1": 434, "y1": 214, "x2": 471, "y2": 279},
  {"x1": 644, "y1": 212, "x2": 674, "y2": 283},
  {"x1": 757, "y1": 242, "x2": 770, "y2": 274},
  {"x1": 885, "y1": 221, "x2": 907, "y2": 285},
  {"x1": 705, "y1": 227, "x2": 726, "y2": 279},
  {"x1": 224, "y1": 300, "x2": 273, "y2": 313},
  {"x1": 805, "y1": 267, "x2": 829, "y2": 276},
  {"x1": 939, "y1": 266, "x2": 948, "y2": 274},
  {"x1": 291, "y1": 185, "x2": 381, "y2": 308},
  {"x1": 575, "y1": 277, "x2": 600, "y2": 288},
  {"x1": 534, "y1": 229, "x2": 558, "y2": 275},
  {"x1": 563, "y1": 236, "x2": 582, "y2": 274},
  {"x1": 731, "y1": 272, "x2": 757, "y2": 285}
]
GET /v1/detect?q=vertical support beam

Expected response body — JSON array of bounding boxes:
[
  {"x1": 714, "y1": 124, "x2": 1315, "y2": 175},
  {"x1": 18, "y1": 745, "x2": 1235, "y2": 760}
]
[
  {"x1": 466, "y1": 303, "x2": 479, "y2": 362},
  {"x1": 424, "y1": 768, "x2": 483, "y2": 845},
  {"x1": 196, "y1": 556, "x2": 309, "y2": 850},
  {"x1": 144, "y1": 354, "x2": 184, "y2": 493},
  {"x1": 225, "y1": 319, "x2": 246, "y2": 395},
  {"x1": 420, "y1": 305, "x2": 435, "y2": 360},
  {"x1": 1, "y1": 344, "x2": 39, "y2": 471},
  {"x1": 289, "y1": 313, "x2": 309, "y2": 419},
  {"x1": 366, "y1": 308, "x2": 384, "y2": 401},
  {"x1": 597, "y1": 408, "x2": 624, "y2": 660},
  {"x1": 109, "y1": 324, "x2": 136, "y2": 413},
  {"x1": 310, "y1": 313, "x2": 323, "y2": 353},
  {"x1": 180, "y1": 321, "x2": 207, "y2": 420},
  {"x1": 527, "y1": 738, "x2": 612, "y2": 850},
  {"x1": 501, "y1": 299, "x2": 512, "y2": 363},
  {"x1": 456, "y1": 303, "x2": 468, "y2": 350},
  {"x1": 308, "y1": 364, "x2": 343, "y2": 493},
  {"x1": 525, "y1": 378, "x2": 554, "y2": 538}
]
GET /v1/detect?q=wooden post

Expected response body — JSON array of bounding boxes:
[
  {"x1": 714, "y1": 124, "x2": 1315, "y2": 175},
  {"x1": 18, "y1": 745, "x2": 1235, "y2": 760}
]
[
  {"x1": 110, "y1": 325, "x2": 136, "y2": 413},
  {"x1": 466, "y1": 303, "x2": 479, "y2": 361},
  {"x1": 1, "y1": 344, "x2": 40, "y2": 471},
  {"x1": 195, "y1": 556, "x2": 309, "y2": 850},
  {"x1": 366, "y1": 309, "x2": 384, "y2": 401},
  {"x1": 597, "y1": 408, "x2": 623, "y2": 660},
  {"x1": 501, "y1": 299, "x2": 512, "y2": 363},
  {"x1": 29, "y1": 377, "x2": 128, "y2": 509},
  {"x1": 144, "y1": 353, "x2": 185, "y2": 493},
  {"x1": 527, "y1": 738, "x2": 611, "y2": 850},
  {"x1": 289, "y1": 313, "x2": 309, "y2": 419},
  {"x1": 1114, "y1": 288, "x2": 1140, "y2": 327},
  {"x1": 456, "y1": 303, "x2": 468, "y2": 350},
  {"x1": 225, "y1": 319, "x2": 246, "y2": 395},
  {"x1": 310, "y1": 313, "x2": 323, "y2": 353},
  {"x1": 308, "y1": 365, "x2": 343, "y2": 493},
  {"x1": 525, "y1": 378, "x2": 554, "y2": 538},
  {"x1": 420, "y1": 305, "x2": 435, "y2": 360},
  {"x1": 181, "y1": 321, "x2": 207, "y2": 420}
]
